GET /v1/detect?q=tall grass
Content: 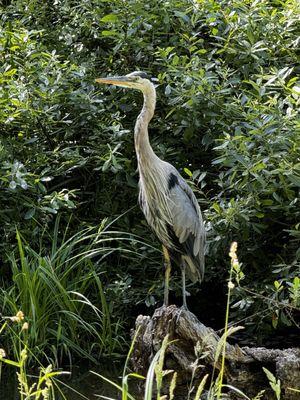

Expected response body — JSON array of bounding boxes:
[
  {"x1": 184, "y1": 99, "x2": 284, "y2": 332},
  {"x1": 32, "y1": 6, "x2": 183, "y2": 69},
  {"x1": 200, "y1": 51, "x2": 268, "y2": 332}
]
[
  {"x1": 0, "y1": 216, "x2": 151, "y2": 365},
  {"x1": 94, "y1": 333, "x2": 209, "y2": 400},
  {"x1": 0, "y1": 312, "x2": 67, "y2": 400}
]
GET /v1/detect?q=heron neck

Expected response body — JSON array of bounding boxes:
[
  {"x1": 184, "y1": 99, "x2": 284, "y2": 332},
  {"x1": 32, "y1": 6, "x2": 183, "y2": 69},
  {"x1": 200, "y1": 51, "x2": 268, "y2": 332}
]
[{"x1": 134, "y1": 87, "x2": 157, "y2": 165}]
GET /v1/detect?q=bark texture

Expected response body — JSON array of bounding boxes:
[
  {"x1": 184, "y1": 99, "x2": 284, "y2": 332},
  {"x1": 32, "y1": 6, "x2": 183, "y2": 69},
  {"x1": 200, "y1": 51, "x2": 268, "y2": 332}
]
[{"x1": 131, "y1": 305, "x2": 300, "y2": 399}]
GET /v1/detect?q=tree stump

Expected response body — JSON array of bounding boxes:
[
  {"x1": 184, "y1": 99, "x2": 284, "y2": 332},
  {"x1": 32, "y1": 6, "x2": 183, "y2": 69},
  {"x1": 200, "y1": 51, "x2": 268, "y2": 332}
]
[{"x1": 130, "y1": 305, "x2": 300, "y2": 399}]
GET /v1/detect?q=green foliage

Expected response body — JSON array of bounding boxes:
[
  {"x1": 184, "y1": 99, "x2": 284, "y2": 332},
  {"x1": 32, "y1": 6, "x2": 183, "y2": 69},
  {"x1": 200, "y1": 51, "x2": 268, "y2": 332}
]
[
  {"x1": 0, "y1": 0, "x2": 299, "y2": 361},
  {"x1": 95, "y1": 334, "x2": 209, "y2": 400},
  {"x1": 263, "y1": 368, "x2": 281, "y2": 400},
  {"x1": 0, "y1": 317, "x2": 66, "y2": 399},
  {"x1": 0, "y1": 219, "x2": 125, "y2": 364}
]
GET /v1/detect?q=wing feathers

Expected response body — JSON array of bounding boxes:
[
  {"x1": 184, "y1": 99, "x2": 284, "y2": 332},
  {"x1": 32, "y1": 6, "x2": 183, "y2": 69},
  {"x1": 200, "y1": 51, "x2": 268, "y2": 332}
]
[
  {"x1": 138, "y1": 162, "x2": 205, "y2": 283},
  {"x1": 168, "y1": 172, "x2": 205, "y2": 282}
]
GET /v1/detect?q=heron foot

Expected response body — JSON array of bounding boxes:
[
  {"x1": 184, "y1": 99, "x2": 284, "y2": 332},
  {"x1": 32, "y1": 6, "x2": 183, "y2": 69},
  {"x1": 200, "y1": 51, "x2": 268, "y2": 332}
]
[{"x1": 176, "y1": 304, "x2": 189, "y2": 323}]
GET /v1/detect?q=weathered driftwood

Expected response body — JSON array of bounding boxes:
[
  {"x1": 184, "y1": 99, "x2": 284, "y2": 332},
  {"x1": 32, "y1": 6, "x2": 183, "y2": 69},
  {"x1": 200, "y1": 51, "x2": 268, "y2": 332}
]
[{"x1": 131, "y1": 305, "x2": 300, "y2": 399}]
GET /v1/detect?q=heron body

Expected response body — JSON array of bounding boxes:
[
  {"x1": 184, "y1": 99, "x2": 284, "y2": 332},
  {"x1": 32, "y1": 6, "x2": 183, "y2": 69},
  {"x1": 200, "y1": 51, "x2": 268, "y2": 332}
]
[{"x1": 96, "y1": 71, "x2": 206, "y2": 307}]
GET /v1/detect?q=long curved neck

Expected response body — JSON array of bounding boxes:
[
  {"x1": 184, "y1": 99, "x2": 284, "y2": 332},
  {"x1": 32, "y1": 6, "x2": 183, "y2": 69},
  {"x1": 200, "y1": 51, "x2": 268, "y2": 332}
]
[{"x1": 134, "y1": 85, "x2": 157, "y2": 165}]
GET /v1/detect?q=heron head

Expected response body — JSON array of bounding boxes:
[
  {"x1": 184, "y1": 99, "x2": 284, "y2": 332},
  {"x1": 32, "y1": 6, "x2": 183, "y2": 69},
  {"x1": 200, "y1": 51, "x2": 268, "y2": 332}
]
[{"x1": 96, "y1": 71, "x2": 155, "y2": 92}]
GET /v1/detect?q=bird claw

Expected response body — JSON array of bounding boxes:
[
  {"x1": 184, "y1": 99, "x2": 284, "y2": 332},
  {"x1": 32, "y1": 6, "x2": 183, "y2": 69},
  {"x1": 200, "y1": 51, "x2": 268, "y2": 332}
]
[{"x1": 175, "y1": 304, "x2": 189, "y2": 323}]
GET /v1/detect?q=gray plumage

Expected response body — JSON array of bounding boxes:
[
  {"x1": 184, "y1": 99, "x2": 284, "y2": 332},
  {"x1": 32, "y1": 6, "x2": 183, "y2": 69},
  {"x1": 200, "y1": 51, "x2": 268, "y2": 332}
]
[
  {"x1": 96, "y1": 71, "x2": 206, "y2": 299},
  {"x1": 138, "y1": 156, "x2": 205, "y2": 282}
]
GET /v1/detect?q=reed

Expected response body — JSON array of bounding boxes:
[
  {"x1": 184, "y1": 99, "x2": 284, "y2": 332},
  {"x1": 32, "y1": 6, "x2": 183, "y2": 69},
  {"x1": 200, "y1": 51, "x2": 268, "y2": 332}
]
[
  {"x1": 0, "y1": 312, "x2": 67, "y2": 400},
  {"x1": 0, "y1": 217, "x2": 130, "y2": 365}
]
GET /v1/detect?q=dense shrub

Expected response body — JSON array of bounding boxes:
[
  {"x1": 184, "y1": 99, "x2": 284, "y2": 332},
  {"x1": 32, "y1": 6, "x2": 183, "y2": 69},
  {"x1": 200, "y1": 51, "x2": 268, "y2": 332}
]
[{"x1": 0, "y1": 0, "x2": 299, "y2": 358}]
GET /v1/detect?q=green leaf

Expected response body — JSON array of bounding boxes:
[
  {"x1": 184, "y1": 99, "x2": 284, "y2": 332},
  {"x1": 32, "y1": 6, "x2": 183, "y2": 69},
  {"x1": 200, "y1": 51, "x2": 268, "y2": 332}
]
[
  {"x1": 24, "y1": 208, "x2": 35, "y2": 220},
  {"x1": 263, "y1": 367, "x2": 276, "y2": 384},
  {"x1": 287, "y1": 174, "x2": 300, "y2": 187},
  {"x1": 274, "y1": 281, "x2": 281, "y2": 290},
  {"x1": 212, "y1": 203, "x2": 221, "y2": 213},
  {"x1": 255, "y1": 212, "x2": 265, "y2": 219},
  {"x1": 101, "y1": 30, "x2": 118, "y2": 37},
  {"x1": 4, "y1": 68, "x2": 17, "y2": 77},
  {"x1": 0, "y1": 358, "x2": 21, "y2": 367},
  {"x1": 165, "y1": 84, "x2": 172, "y2": 96},
  {"x1": 292, "y1": 85, "x2": 300, "y2": 95},
  {"x1": 100, "y1": 14, "x2": 119, "y2": 23},
  {"x1": 183, "y1": 168, "x2": 192, "y2": 177}
]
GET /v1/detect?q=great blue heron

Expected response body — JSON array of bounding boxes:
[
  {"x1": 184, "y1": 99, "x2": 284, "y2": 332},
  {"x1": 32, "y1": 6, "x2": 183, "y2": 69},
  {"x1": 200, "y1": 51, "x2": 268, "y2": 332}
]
[{"x1": 96, "y1": 71, "x2": 205, "y2": 309}]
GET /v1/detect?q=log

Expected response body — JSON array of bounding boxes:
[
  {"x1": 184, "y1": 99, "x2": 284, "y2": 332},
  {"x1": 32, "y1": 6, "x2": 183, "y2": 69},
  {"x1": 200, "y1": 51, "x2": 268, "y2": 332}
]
[{"x1": 130, "y1": 305, "x2": 300, "y2": 399}]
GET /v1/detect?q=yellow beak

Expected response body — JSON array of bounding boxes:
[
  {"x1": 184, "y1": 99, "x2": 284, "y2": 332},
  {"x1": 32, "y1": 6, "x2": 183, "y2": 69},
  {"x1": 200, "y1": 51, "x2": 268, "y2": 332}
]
[{"x1": 95, "y1": 76, "x2": 133, "y2": 87}]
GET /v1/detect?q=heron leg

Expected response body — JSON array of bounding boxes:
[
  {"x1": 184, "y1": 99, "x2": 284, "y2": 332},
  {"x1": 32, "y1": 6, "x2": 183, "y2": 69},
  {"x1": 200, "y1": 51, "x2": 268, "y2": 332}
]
[
  {"x1": 181, "y1": 263, "x2": 188, "y2": 310},
  {"x1": 162, "y1": 245, "x2": 171, "y2": 307}
]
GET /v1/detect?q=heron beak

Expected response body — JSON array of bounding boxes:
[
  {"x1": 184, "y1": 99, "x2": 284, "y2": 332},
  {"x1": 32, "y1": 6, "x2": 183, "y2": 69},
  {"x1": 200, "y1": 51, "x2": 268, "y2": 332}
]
[{"x1": 95, "y1": 76, "x2": 133, "y2": 88}]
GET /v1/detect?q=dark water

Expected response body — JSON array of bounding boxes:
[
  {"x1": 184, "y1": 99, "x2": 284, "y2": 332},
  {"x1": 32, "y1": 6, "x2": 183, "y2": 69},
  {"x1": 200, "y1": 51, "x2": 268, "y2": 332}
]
[
  {"x1": 59, "y1": 366, "x2": 122, "y2": 399},
  {"x1": 1, "y1": 366, "x2": 123, "y2": 400}
]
